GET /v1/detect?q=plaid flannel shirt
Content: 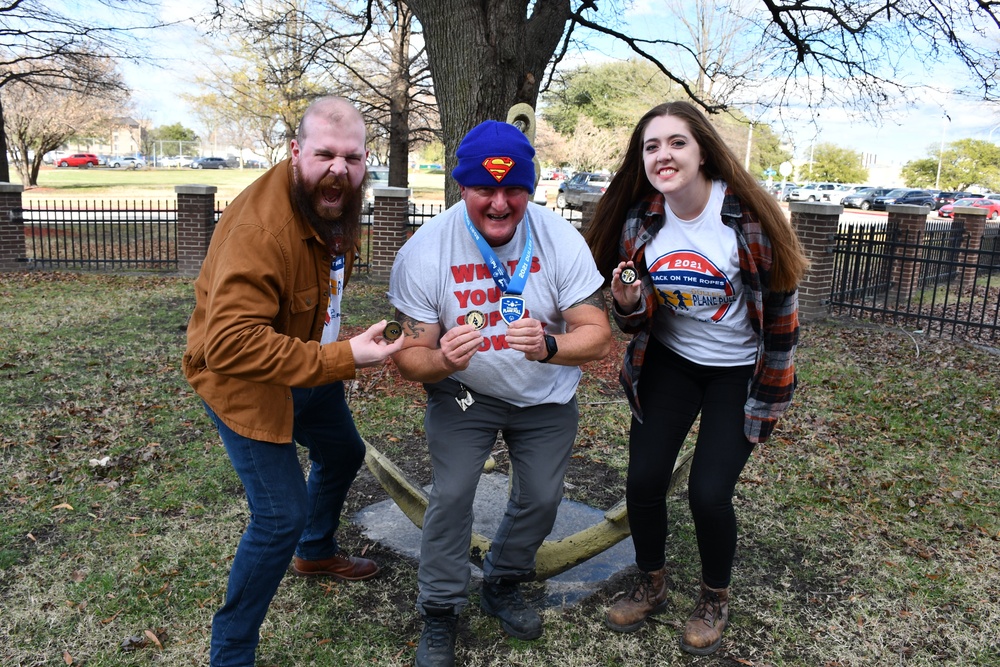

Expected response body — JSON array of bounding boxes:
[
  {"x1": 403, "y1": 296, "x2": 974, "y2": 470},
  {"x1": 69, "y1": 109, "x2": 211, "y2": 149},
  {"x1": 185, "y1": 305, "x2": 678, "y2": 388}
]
[{"x1": 612, "y1": 187, "x2": 799, "y2": 443}]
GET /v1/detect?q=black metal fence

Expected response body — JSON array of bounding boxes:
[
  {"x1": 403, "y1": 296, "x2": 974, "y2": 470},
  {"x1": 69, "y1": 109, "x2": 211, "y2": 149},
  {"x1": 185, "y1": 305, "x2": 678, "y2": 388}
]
[
  {"x1": 19, "y1": 199, "x2": 580, "y2": 273},
  {"x1": 354, "y1": 202, "x2": 446, "y2": 271},
  {"x1": 830, "y1": 220, "x2": 1000, "y2": 342},
  {"x1": 30, "y1": 199, "x2": 999, "y2": 343},
  {"x1": 22, "y1": 200, "x2": 184, "y2": 271}
]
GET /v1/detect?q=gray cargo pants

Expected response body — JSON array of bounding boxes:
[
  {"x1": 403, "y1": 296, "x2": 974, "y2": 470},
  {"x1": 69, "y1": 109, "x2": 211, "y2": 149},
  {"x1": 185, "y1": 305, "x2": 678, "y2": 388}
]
[{"x1": 416, "y1": 378, "x2": 578, "y2": 614}]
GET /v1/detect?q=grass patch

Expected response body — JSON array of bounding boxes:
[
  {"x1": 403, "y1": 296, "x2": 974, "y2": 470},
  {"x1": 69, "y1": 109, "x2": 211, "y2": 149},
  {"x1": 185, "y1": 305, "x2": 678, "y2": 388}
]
[
  {"x1": 25, "y1": 166, "x2": 447, "y2": 206},
  {"x1": 1, "y1": 272, "x2": 999, "y2": 666}
]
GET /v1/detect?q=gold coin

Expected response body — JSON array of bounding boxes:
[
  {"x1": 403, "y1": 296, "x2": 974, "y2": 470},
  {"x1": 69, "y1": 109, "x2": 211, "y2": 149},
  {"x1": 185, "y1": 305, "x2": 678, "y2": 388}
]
[
  {"x1": 466, "y1": 309, "x2": 486, "y2": 330},
  {"x1": 382, "y1": 320, "x2": 403, "y2": 341}
]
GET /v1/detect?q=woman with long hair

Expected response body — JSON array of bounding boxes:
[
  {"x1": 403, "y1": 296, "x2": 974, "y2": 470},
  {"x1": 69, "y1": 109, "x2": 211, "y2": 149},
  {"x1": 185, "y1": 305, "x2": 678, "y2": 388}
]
[{"x1": 586, "y1": 101, "x2": 807, "y2": 656}]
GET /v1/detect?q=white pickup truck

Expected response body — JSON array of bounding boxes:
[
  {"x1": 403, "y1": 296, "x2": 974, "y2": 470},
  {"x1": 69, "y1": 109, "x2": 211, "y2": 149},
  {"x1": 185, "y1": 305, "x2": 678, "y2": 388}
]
[
  {"x1": 789, "y1": 183, "x2": 837, "y2": 202},
  {"x1": 823, "y1": 185, "x2": 867, "y2": 205}
]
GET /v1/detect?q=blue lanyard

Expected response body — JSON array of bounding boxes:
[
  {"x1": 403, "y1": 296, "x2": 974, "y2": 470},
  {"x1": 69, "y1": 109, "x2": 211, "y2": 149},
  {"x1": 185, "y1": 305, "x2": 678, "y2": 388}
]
[{"x1": 462, "y1": 207, "x2": 533, "y2": 296}]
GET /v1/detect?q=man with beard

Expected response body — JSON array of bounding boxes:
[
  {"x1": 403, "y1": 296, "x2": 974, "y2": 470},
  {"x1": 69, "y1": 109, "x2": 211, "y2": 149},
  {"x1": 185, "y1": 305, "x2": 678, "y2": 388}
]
[{"x1": 183, "y1": 96, "x2": 403, "y2": 667}]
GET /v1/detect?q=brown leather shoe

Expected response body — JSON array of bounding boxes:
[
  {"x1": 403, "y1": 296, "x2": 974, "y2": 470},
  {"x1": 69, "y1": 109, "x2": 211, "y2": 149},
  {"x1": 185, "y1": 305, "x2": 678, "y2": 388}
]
[
  {"x1": 605, "y1": 567, "x2": 668, "y2": 633},
  {"x1": 291, "y1": 551, "x2": 380, "y2": 581},
  {"x1": 680, "y1": 582, "x2": 729, "y2": 656}
]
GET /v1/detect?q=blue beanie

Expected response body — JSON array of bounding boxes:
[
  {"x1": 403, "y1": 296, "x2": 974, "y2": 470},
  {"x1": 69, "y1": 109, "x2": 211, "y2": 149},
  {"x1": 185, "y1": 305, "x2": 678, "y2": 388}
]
[{"x1": 452, "y1": 120, "x2": 535, "y2": 192}]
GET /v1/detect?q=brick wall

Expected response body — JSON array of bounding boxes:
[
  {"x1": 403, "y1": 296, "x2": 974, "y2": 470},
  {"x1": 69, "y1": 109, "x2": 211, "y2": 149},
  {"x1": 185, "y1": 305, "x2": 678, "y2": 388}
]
[
  {"x1": 789, "y1": 201, "x2": 841, "y2": 322},
  {"x1": 369, "y1": 186, "x2": 411, "y2": 281},
  {"x1": 175, "y1": 185, "x2": 217, "y2": 277},
  {"x1": 0, "y1": 183, "x2": 25, "y2": 271}
]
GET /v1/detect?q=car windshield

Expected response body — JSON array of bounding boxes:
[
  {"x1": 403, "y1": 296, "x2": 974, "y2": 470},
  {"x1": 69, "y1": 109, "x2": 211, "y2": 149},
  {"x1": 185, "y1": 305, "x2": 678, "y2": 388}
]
[
  {"x1": 884, "y1": 189, "x2": 908, "y2": 197},
  {"x1": 953, "y1": 199, "x2": 977, "y2": 206}
]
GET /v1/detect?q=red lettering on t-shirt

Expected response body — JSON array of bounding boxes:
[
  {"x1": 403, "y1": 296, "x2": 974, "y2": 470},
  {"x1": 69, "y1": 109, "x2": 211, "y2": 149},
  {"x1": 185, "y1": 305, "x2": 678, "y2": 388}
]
[{"x1": 451, "y1": 264, "x2": 476, "y2": 283}]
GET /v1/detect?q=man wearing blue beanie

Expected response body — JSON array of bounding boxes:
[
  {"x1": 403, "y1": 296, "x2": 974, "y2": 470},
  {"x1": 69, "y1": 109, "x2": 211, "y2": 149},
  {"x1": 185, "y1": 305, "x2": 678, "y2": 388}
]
[{"x1": 388, "y1": 120, "x2": 612, "y2": 667}]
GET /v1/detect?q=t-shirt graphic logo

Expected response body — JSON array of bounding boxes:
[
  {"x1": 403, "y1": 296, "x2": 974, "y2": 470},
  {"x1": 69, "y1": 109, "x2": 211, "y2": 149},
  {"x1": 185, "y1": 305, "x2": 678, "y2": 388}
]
[
  {"x1": 649, "y1": 250, "x2": 736, "y2": 322},
  {"x1": 482, "y1": 157, "x2": 514, "y2": 183}
]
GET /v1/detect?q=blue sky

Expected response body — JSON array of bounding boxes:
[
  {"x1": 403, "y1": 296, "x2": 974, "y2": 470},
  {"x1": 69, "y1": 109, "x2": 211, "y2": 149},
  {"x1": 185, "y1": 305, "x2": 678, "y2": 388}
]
[
  {"x1": 594, "y1": 0, "x2": 1000, "y2": 166},
  {"x1": 121, "y1": 0, "x2": 1000, "y2": 167}
]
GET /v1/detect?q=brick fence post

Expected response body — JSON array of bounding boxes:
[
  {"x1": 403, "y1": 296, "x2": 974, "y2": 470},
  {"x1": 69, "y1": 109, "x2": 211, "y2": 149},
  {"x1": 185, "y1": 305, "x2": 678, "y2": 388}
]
[
  {"x1": 175, "y1": 185, "x2": 217, "y2": 277},
  {"x1": 887, "y1": 204, "x2": 929, "y2": 298},
  {"x1": 789, "y1": 201, "x2": 841, "y2": 322},
  {"x1": 0, "y1": 182, "x2": 25, "y2": 272},
  {"x1": 370, "y1": 186, "x2": 411, "y2": 281},
  {"x1": 950, "y1": 205, "x2": 988, "y2": 285}
]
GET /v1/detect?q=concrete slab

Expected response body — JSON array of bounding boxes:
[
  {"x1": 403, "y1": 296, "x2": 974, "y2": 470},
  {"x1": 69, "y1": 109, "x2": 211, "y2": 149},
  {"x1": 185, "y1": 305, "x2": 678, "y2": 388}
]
[{"x1": 354, "y1": 472, "x2": 634, "y2": 607}]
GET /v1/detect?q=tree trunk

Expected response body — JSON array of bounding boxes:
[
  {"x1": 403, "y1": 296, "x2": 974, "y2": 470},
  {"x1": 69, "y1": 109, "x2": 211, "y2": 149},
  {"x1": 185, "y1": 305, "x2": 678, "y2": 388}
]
[
  {"x1": 0, "y1": 100, "x2": 10, "y2": 184},
  {"x1": 406, "y1": 0, "x2": 572, "y2": 205},
  {"x1": 388, "y1": 1, "x2": 412, "y2": 189}
]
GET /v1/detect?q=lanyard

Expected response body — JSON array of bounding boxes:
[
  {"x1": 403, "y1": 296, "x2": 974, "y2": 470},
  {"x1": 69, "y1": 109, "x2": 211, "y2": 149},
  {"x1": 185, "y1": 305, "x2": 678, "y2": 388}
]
[{"x1": 462, "y1": 207, "x2": 533, "y2": 295}]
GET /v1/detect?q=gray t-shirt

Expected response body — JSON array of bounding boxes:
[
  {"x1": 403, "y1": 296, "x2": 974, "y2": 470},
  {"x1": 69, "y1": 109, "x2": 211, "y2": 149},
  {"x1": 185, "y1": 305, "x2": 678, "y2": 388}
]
[{"x1": 388, "y1": 201, "x2": 604, "y2": 407}]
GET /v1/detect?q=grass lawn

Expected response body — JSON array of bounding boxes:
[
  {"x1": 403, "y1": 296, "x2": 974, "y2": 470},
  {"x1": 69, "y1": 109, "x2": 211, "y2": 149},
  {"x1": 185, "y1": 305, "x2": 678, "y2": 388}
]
[
  {"x1": 1, "y1": 272, "x2": 998, "y2": 666},
  {"x1": 23, "y1": 166, "x2": 447, "y2": 206}
]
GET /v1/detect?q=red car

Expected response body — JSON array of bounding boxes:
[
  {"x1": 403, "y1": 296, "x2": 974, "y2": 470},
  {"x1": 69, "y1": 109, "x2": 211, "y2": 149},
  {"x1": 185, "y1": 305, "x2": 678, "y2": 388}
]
[
  {"x1": 972, "y1": 198, "x2": 1000, "y2": 220},
  {"x1": 56, "y1": 153, "x2": 100, "y2": 168},
  {"x1": 937, "y1": 198, "x2": 980, "y2": 218}
]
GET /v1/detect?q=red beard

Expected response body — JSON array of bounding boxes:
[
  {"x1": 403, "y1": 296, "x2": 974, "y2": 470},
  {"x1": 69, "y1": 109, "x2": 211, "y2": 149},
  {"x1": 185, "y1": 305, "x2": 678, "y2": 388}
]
[{"x1": 292, "y1": 165, "x2": 369, "y2": 255}]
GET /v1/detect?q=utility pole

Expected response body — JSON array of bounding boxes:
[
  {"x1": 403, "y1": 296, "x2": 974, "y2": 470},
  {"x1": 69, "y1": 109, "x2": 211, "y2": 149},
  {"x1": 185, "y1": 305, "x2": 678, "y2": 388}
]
[{"x1": 935, "y1": 112, "x2": 951, "y2": 190}]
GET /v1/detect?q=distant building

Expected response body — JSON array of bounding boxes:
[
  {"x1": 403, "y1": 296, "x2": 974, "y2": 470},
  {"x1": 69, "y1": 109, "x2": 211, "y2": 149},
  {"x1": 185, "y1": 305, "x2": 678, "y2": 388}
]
[{"x1": 108, "y1": 117, "x2": 143, "y2": 157}]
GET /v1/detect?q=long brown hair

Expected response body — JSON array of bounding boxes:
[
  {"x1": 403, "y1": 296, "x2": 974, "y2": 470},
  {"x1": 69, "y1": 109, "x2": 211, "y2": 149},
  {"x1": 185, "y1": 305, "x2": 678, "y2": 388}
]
[{"x1": 586, "y1": 101, "x2": 808, "y2": 293}]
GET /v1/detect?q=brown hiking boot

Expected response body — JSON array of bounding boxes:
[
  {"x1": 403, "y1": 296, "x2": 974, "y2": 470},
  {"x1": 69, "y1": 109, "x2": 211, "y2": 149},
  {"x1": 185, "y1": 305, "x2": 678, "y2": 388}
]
[
  {"x1": 680, "y1": 582, "x2": 729, "y2": 656},
  {"x1": 604, "y1": 567, "x2": 668, "y2": 632}
]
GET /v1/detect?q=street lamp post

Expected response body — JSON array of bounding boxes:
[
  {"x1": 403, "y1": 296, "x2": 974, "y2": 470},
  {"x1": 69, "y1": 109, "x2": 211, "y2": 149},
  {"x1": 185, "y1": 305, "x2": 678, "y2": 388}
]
[{"x1": 935, "y1": 112, "x2": 951, "y2": 191}]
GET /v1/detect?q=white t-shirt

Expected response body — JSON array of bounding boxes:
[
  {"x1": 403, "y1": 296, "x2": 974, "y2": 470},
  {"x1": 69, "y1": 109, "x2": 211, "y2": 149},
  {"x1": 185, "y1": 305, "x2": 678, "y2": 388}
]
[
  {"x1": 646, "y1": 180, "x2": 756, "y2": 366},
  {"x1": 388, "y1": 202, "x2": 604, "y2": 406},
  {"x1": 320, "y1": 255, "x2": 345, "y2": 345}
]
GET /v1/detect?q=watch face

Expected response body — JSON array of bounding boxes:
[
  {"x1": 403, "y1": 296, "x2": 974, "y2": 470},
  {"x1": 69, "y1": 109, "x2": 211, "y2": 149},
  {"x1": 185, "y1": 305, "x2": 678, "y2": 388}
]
[{"x1": 543, "y1": 334, "x2": 558, "y2": 360}]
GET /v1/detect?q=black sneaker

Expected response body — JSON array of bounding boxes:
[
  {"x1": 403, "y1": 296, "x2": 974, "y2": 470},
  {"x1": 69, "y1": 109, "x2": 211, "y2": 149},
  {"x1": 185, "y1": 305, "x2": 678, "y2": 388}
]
[
  {"x1": 480, "y1": 580, "x2": 542, "y2": 640},
  {"x1": 415, "y1": 606, "x2": 458, "y2": 667}
]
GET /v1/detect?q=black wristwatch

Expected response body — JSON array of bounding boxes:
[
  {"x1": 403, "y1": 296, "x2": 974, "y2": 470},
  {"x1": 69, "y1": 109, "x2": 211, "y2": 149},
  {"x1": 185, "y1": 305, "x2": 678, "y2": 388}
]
[{"x1": 538, "y1": 334, "x2": 558, "y2": 363}]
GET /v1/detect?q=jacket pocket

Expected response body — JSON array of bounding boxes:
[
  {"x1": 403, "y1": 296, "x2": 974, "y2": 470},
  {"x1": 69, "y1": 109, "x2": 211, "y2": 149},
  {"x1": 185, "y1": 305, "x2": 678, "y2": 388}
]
[
  {"x1": 291, "y1": 285, "x2": 320, "y2": 313},
  {"x1": 288, "y1": 284, "x2": 321, "y2": 335}
]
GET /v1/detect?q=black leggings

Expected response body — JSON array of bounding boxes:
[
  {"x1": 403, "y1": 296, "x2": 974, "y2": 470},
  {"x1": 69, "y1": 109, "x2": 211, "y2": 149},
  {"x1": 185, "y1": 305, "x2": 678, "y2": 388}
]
[{"x1": 626, "y1": 338, "x2": 755, "y2": 589}]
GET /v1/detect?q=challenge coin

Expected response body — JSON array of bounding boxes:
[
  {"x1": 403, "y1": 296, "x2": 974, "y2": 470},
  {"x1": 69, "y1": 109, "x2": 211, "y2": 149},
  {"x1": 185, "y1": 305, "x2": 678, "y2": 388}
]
[
  {"x1": 466, "y1": 309, "x2": 486, "y2": 330},
  {"x1": 620, "y1": 267, "x2": 637, "y2": 285},
  {"x1": 382, "y1": 320, "x2": 403, "y2": 341}
]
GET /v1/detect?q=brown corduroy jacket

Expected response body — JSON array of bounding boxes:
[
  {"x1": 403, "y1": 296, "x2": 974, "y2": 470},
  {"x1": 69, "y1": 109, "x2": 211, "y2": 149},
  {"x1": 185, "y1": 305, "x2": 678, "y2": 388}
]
[{"x1": 182, "y1": 159, "x2": 356, "y2": 443}]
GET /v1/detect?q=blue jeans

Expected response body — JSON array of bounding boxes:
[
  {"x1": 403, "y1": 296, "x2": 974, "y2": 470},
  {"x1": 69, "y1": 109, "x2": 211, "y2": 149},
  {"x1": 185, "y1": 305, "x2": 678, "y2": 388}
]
[{"x1": 205, "y1": 382, "x2": 366, "y2": 667}]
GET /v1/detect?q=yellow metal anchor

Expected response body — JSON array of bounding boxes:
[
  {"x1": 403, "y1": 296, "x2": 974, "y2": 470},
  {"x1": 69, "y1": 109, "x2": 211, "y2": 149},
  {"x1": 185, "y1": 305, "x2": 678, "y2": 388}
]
[{"x1": 363, "y1": 439, "x2": 693, "y2": 580}]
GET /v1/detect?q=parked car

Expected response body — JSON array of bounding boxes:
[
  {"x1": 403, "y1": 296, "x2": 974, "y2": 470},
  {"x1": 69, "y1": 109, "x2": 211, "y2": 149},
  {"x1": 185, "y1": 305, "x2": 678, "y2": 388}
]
[
  {"x1": 159, "y1": 155, "x2": 193, "y2": 168},
  {"x1": 106, "y1": 156, "x2": 146, "y2": 169},
  {"x1": 937, "y1": 198, "x2": 980, "y2": 218},
  {"x1": 841, "y1": 187, "x2": 892, "y2": 210},
  {"x1": 933, "y1": 191, "x2": 982, "y2": 210},
  {"x1": 556, "y1": 171, "x2": 611, "y2": 209},
  {"x1": 364, "y1": 165, "x2": 390, "y2": 212},
  {"x1": 190, "y1": 157, "x2": 229, "y2": 169},
  {"x1": 970, "y1": 198, "x2": 1000, "y2": 220},
  {"x1": 872, "y1": 189, "x2": 935, "y2": 210},
  {"x1": 823, "y1": 185, "x2": 867, "y2": 205},
  {"x1": 768, "y1": 182, "x2": 798, "y2": 201},
  {"x1": 56, "y1": 153, "x2": 100, "y2": 168},
  {"x1": 789, "y1": 182, "x2": 837, "y2": 202}
]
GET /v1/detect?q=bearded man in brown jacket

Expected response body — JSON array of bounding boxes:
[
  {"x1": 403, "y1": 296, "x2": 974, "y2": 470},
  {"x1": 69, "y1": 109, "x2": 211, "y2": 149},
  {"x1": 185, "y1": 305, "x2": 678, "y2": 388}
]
[{"x1": 183, "y1": 96, "x2": 403, "y2": 667}]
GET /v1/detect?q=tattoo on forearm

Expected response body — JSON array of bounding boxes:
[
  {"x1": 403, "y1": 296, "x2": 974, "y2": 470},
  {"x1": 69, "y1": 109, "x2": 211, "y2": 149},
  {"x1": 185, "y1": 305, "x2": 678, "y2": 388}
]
[
  {"x1": 397, "y1": 311, "x2": 427, "y2": 339},
  {"x1": 569, "y1": 288, "x2": 608, "y2": 312}
]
